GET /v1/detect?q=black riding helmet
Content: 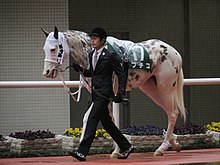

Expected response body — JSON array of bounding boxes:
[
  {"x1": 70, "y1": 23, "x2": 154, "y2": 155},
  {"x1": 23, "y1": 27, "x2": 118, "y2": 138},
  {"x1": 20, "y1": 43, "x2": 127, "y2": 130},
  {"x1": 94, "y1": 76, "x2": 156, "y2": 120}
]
[{"x1": 88, "y1": 27, "x2": 107, "y2": 41}]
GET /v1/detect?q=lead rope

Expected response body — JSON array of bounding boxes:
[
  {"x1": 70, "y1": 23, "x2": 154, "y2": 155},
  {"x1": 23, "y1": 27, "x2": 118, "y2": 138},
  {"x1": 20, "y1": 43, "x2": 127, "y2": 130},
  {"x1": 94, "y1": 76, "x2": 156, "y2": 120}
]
[{"x1": 56, "y1": 66, "x2": 83, "y2": 102}]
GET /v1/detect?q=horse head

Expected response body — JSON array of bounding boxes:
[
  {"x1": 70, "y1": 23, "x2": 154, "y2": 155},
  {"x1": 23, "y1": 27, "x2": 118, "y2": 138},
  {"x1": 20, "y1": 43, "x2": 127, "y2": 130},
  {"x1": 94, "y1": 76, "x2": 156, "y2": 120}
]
[
  {"x1": 42, "y1": 27, "x2": 91, "y2": 79},
  {"x1": 42, "y1": 26, "x2": 69, "y2": 79}
]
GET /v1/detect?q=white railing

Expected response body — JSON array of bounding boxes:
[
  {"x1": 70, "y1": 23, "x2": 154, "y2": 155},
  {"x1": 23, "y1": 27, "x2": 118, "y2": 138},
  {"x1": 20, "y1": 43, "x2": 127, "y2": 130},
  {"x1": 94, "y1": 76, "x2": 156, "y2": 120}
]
[
  {"x1": 183, "y1": 78, "x2": 220, "y2": 85},
  {"x1": 0, "y1": 78, "x2": 219, "y2": 128},
  {"x1": 0, "y1": 81, "x2": 80, "y2": 88},
  {"x1": 1, "y1": 78, "x2": 220, "y2": 88}
]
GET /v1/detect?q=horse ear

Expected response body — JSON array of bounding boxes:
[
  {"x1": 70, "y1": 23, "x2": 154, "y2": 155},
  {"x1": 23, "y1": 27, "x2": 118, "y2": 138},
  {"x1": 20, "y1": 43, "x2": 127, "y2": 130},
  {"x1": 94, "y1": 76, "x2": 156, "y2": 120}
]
[
  {"x1": 41, "y1": 28, "x2": 49, "y2": 37},
  {"x1": 54, "y1": 26, "x2": 58, "y2": 39}
]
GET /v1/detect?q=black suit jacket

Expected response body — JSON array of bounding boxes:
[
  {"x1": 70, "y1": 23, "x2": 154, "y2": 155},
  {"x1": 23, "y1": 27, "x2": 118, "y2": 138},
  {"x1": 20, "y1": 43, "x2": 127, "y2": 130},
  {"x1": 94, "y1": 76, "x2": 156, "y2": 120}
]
[{"x1": 83, "y1": 47, "x2": 126, "y2": 100}]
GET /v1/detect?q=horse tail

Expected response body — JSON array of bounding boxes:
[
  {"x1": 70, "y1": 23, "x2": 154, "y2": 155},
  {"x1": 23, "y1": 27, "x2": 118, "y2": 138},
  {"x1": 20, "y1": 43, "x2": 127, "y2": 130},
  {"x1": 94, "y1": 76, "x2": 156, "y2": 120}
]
[{"x1": 175, "y1": 68, "x2": 186, "y2": 122}]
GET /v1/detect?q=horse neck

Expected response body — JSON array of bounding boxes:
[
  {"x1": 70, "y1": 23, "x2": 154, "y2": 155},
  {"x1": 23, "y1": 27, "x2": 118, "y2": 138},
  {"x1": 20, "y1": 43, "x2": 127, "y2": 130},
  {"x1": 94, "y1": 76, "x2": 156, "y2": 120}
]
[{"x1": 63, "y1": 30, "x2": 92, "y2": 69}]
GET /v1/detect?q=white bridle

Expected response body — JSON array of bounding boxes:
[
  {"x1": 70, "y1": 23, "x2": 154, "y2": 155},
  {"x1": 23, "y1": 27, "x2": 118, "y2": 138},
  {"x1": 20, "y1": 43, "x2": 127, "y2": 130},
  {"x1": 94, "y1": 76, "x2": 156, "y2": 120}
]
[{"x1": 43, "y1": 30, "x2": 84, "y2": 102}]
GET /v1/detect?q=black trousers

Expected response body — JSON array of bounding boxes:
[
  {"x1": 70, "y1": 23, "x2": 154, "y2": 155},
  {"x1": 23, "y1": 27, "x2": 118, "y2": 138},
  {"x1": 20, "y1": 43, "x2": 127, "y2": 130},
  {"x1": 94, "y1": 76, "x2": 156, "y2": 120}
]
[{"x1": 77, "y1": 98, "x2": 131, "y2": 156}]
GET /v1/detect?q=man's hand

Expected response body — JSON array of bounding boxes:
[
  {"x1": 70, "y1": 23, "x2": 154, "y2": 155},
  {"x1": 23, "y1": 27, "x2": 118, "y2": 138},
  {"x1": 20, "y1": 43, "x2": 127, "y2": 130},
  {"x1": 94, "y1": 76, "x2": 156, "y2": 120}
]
[
  {"x1": 113, "y1": 93, "x2": 123, "y2": 103},
  {"x1": 72, "y1": 63, "x2": 83, "y2": 72}
]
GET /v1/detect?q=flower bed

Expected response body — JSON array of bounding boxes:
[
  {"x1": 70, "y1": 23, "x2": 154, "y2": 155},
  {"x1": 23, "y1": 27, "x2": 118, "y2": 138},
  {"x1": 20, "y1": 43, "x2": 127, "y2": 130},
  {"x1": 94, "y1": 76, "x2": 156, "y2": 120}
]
[
  {"x1": 1, "y1": 123, "x2": 219, "y2": 157},
  {"x1": 1, "y1": 130, "x2": 62, "y2": 154},
  {"x1": 6, "y1": 136, "x2": 63, "y2": 154}
]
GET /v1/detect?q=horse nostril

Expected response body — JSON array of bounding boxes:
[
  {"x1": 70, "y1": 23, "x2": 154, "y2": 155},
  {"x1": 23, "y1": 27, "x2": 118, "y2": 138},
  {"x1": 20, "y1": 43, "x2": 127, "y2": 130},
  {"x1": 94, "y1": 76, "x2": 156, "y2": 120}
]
[{"x1": 46, "y1": 70, "x2": 50, "y2": 75}]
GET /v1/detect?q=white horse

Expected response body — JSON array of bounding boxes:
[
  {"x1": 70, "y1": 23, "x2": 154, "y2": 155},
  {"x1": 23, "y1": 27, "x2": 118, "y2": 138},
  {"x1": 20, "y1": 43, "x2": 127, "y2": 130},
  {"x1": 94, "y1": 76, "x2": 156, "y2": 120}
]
[{"x1": 42, "y1": 26, "x2": 186, "y2": 156}]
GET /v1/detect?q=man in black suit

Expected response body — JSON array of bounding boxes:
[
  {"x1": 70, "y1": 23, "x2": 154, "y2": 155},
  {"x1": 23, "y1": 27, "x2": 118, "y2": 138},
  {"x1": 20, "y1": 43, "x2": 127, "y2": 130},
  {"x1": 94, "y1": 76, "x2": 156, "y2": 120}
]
[{"x1": 70, "y1": 27, "x2": 133, "y2": 161}]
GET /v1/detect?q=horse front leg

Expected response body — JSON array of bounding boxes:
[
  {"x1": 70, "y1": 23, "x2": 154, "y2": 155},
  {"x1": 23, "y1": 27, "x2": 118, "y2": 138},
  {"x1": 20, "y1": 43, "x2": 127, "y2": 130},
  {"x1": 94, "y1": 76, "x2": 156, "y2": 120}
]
[
  {"x1": 139, "y1": 82, "x2": 181, "y2": 156},
  {"x1": 166, "y1": 111, "x2": 182, "y2": 153}
]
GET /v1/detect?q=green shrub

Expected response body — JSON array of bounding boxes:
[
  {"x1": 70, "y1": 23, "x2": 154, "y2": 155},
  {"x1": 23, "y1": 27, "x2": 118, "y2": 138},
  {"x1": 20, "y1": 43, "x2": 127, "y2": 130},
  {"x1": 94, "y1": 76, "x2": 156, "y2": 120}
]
[{"x1": 0, "y1": 135, "x2": 6, "y2": 141}]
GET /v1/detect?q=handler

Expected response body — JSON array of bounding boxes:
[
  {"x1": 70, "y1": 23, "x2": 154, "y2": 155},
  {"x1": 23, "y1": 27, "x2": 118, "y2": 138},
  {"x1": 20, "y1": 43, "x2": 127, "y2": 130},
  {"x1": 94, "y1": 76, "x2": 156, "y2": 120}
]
[{"x1": 70, "y1": 27, "x2": 133, "y2": 161}]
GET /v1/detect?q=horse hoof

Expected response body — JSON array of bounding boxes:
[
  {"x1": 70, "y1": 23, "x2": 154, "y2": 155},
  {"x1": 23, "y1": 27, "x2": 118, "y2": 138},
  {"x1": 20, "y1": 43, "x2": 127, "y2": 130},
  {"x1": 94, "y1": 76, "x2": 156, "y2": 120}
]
[
  {"x1": 110, "y1": 153, "x2": 120, "y2": 158},
  {"x1": 154, "y1": 150, "x2": 163, "y2": 156},
  {"x1": 173, "y1": 143, "x2": 182, "y2": 152}
]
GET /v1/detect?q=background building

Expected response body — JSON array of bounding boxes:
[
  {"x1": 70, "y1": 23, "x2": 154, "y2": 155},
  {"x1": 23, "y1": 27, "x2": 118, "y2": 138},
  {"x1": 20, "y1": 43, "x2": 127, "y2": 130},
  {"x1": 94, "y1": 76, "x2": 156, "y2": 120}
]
[{"x1": 0, "y1": 0, "x2": 219, "y2": 135}]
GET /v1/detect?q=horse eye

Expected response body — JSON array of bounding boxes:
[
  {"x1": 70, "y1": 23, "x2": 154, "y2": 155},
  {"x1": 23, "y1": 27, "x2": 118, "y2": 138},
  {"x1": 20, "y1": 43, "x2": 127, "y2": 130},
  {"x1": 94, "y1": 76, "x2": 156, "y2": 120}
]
[{"x1": 50, "y1": 48, "x2": 56, "y2": 52}]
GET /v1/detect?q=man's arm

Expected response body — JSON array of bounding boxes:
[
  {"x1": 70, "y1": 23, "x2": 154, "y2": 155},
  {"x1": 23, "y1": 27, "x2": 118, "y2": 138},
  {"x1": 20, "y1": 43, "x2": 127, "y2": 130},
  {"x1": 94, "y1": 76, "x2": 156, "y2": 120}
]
[
  {"x1": 72, "y1": 63, "x2": 92, "y2": 77},
  {"x1": 110, "y1": 52, "x2": 126, "y2": 95}
]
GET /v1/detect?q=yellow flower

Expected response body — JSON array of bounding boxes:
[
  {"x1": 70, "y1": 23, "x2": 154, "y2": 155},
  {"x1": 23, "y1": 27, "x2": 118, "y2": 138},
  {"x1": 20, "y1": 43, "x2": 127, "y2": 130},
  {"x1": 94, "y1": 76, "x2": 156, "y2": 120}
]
[
  {"x1": 206, "y1": 121, "x2": 220, "y2": 132},
  {"x1": 103, "y1": 132, "x2": 110, "y2": 138},
  {"x1": 64, "y1": 127, "x2": 110, "y2": 139}
]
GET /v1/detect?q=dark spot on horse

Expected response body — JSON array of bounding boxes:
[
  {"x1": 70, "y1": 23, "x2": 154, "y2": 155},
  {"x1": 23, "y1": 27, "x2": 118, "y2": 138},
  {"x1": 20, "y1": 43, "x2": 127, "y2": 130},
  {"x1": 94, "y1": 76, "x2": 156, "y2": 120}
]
[
  {"x1": 151, "y1": 75, "x2": 157, "y2": 86},
  {"x1": 151, "y1": 41, "x2": 155, "y2": 46},
  {"x1": 129, "y1": 71, "x2": 136, "y2": 77},
  {"x1": 175, "y1": 52, "x2": 178, "y2": 55},
  {"x1": 160, "y1": 45, "x2": 167, "y2": 50},
  {"x1": 135, "y1": 74, "x2": 140, "y2": 81},
  {"x1": 173, "y1": 81, "x2": 176, "y2": 87},
  {"x1": 174, "y1": 66, "x2": 178, "y2": 73},
  {"x1": 81, "y1": 40, "x2": 86, "y2": 48},
  {"x1": 161, "y1": 55, "x2": 167, "y2": 62},
  {"x1": 151, "y1": 40, "x2": 159, "y2": 46}
]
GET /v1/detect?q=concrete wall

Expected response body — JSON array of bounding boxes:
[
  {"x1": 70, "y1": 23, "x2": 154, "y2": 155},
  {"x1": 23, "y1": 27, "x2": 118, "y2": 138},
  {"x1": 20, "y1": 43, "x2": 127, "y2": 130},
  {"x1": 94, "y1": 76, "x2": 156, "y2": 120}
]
[{"x1": 0, "y1": 0, "x2": 70, "y2": 135}]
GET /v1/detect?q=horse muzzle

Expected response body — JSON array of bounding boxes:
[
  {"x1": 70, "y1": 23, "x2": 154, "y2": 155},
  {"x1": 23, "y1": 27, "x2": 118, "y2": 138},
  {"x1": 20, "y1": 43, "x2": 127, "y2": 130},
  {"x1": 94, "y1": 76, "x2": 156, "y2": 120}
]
[{"x1": 42, "y1": 62, "x2": 58, "y2": 79}]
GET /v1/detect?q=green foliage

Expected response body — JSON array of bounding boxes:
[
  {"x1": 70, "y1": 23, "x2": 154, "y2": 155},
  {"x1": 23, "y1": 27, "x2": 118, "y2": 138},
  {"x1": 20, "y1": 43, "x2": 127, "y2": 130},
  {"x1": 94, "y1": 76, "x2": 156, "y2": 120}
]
[
  {"x1": 0, "y1": 135, "x2": 6, "y2": 141},
  {"x1": 182, "y1": 138, "x2": 220, "y2": 150},
  {"x1": 0, "y1": 150, "x2": 68, "y2": 158}
]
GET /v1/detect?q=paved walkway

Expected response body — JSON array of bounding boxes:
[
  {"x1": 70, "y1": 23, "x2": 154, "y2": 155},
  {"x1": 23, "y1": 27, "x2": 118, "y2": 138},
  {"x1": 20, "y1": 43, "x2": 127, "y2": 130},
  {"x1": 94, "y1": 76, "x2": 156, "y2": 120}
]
[{"x1": 0, "y1": 148, "x2": 220, "y2": 165}]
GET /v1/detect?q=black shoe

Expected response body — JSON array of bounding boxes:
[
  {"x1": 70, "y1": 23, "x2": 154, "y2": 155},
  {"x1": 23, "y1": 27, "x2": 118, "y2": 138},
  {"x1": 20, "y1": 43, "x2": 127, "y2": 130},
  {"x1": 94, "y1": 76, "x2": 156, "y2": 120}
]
[
  {"x1": 118, "y1": 146, "x2": 134, "y2": 159},
  {"x1": 69, "y1": 151, "x2": 86, "y2": 161}
]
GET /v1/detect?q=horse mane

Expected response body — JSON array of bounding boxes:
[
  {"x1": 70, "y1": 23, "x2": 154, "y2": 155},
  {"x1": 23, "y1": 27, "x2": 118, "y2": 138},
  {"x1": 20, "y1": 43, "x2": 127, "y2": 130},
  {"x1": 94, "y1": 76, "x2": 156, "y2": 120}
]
[{"x1": 63, "y1": 30, "x2": 92, "y2": 69}]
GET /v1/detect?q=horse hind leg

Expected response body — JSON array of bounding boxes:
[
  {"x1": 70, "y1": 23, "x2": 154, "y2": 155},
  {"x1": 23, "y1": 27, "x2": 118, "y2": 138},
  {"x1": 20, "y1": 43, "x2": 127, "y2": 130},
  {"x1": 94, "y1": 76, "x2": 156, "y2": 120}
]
[
  {"x1": 154, "y1": 106, "x2": 181, "y2": 156},
  {"x1": 139, "y1": 78, "x2": 181, "y2": 156},
  {"x1": 163, "y1": 69, "x2": 185, "y2": 154}
]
